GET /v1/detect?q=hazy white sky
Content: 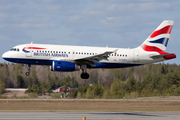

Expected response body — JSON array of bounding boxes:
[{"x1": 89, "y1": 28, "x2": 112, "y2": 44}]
[{"x1": 0, "y1": 0, "x2": 180, "y2": 64}]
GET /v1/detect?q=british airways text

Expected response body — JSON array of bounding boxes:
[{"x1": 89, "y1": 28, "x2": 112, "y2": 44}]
[{"x1": 34, "y1": 52, "x2": 68, "y2": 57}]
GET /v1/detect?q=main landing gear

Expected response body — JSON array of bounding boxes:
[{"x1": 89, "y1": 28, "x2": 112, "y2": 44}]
[
  {"x1": 25, "y1": 64, "x2": 31, "y2": 76},
  {"x1": 81, "y1": 72, "x2": 89, "y2": 79},
  {"x1": 80, "y1": 65, "x2": 89, "y2": 79}
]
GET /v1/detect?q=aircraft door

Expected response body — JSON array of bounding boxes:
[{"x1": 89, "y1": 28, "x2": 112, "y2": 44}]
[
  {"x1": 25, "y1": 45, "x2": 32, "y2": 57},
  {"x1": 133, "y1": 51, "x2": 139, "y2": 62}
]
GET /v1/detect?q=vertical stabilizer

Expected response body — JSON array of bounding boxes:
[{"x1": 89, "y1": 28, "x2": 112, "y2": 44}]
[{"x1": 140, "y1": 20, "x2": 174, "y2": 52}]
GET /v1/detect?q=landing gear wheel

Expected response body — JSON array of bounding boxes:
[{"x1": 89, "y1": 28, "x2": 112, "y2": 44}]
[
  {"x1": 81, "y1": 73, "x2": 89, "y2": 79},
  {"x1": 80, "y1": 65, "x2": 89, "y2": 79},
  {"x1": 25, "y1": 64, "x2": 31, "y2": 76},
  {"x1": 25, "y1": 72, "x2": 30, "y2": 76}
]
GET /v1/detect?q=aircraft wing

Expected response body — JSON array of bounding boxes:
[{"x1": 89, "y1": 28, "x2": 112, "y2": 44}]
[{"x1": 72, "y1": 49, "x2": 118, "y2": 66}]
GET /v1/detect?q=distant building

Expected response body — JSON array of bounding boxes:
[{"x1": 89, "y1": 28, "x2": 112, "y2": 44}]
[
  {"x1": 59, "y1": 86, "x2": 70, "y2": 93},
  {"x1": 52, "y1": 86, "x2": 76, "y2": 93}
]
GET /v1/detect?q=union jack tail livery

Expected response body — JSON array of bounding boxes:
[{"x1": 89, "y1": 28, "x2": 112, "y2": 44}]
[
  {"x1": 139, "y1": 20, "x2": 175, "y2": 61},
  {"x1": 141, "y1": 20, "x2": 174, "y2": 52}
]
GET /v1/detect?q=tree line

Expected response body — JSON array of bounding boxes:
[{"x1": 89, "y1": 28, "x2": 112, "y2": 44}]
[{"x1": 0, "y1": 63, "x2": 180, "y2": 98}]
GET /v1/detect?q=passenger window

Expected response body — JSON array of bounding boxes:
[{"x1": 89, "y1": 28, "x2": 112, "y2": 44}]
[
  {"x1": 64, "y1": 52, "x2": 66, "y2": 54},
  {"x1": 84, "y1": 53, "x2": 86, "y2": 55},
  {"x1": 17, "y1": 49, "x2": 19, "y2": 51},
  {"x1": 69, "y1": 52, "x2": 70, "y2": 54}
]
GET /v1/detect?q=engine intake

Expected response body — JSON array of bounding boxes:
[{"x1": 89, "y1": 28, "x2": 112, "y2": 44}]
[{"x1": 51, "y1": 61, "x2": 80, "y2": 72}]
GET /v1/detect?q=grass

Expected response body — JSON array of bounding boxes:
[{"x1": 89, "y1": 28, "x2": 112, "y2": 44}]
[{"x1": 0, "y1": 99, "x2": 180, "y2": 112}]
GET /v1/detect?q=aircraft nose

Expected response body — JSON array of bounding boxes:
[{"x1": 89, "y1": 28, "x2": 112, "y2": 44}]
[
  {"x1": 2, "y1": 53, "x2": 6, "y2": 58},
  {"x1": 2, "y1": 52, "x2": 9, "y2": 59},
  {"x1": 2, "y1": 51, "x2": 17, "y2": 63}
]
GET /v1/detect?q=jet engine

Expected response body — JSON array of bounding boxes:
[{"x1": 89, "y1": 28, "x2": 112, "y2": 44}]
[{"x1": 50, "y1": 61, "x2": 80, "y2": 72}]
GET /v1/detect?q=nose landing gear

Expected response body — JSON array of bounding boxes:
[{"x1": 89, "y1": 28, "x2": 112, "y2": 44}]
[{"x1": 25, "y1": 64, "x2": 31, "y2": 76}]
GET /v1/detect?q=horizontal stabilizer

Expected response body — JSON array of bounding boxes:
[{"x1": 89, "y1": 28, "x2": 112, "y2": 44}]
[{"x1": 150, "y1": 53, "x2": 176, "y2": 60}]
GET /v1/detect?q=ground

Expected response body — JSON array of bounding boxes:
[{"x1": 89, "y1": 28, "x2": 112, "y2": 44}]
[
  {"x1": 0, "y1": 99, "x2": 180, "y2": 112},
  {"x1": 1, "y1": 89, "x2": 180, "y2": 112}
]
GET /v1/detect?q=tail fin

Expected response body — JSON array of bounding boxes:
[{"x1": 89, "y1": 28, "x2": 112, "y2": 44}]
[{"x1": 141, "y1": 20, "x2": 174, "y2": 52}]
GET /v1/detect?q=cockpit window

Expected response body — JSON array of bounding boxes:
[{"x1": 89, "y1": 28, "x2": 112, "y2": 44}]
[{"x1": 10, "y1": 48, "x2": 20, "y2": 52}]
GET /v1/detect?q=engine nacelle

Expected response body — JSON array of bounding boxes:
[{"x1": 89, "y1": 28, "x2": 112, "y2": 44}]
[{"x1": 50, "y1": 61, "x2": 80, "y2": 72}]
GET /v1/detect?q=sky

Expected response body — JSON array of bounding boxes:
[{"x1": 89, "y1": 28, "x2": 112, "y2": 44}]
[{"x1": 0, "y1": 0, "x2": 180, "y2": 64}]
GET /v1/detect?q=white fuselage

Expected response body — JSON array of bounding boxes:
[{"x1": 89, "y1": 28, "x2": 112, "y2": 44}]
[{"x1": 2, "y1": 43, "x2": 164, "y2": 68}]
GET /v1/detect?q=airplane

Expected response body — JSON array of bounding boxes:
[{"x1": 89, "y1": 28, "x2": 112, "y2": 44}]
[{"x1": 2, "y1": 20, "x2": 176, "y2": 79}]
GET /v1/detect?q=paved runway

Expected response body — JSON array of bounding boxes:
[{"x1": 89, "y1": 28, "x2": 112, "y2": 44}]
[{"x1": 0, "y1": 112, "x2": 180, "y2": 120}]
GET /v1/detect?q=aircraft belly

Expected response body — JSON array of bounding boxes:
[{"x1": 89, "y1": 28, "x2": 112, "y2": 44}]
[
  {"x1": 4, "y1": 58, "x2": 52, "y2": 65},
  {"x1": 89, "y1": 62, "x2": 142, "y2": 69}
]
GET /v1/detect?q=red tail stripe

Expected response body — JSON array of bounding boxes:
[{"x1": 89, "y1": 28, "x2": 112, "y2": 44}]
[
  {"x1": 149, "y1": 25, "x2": 173, "y2": 38},
  {"x1": 141, "y1": 44, "x2": 170, "y2": 55},
  {"x1": 23, "y1": 47, "x2": 46, "y2": 49},
  {"x1": 141, "y1": 44, "x2": 164, "y2": 53}
]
